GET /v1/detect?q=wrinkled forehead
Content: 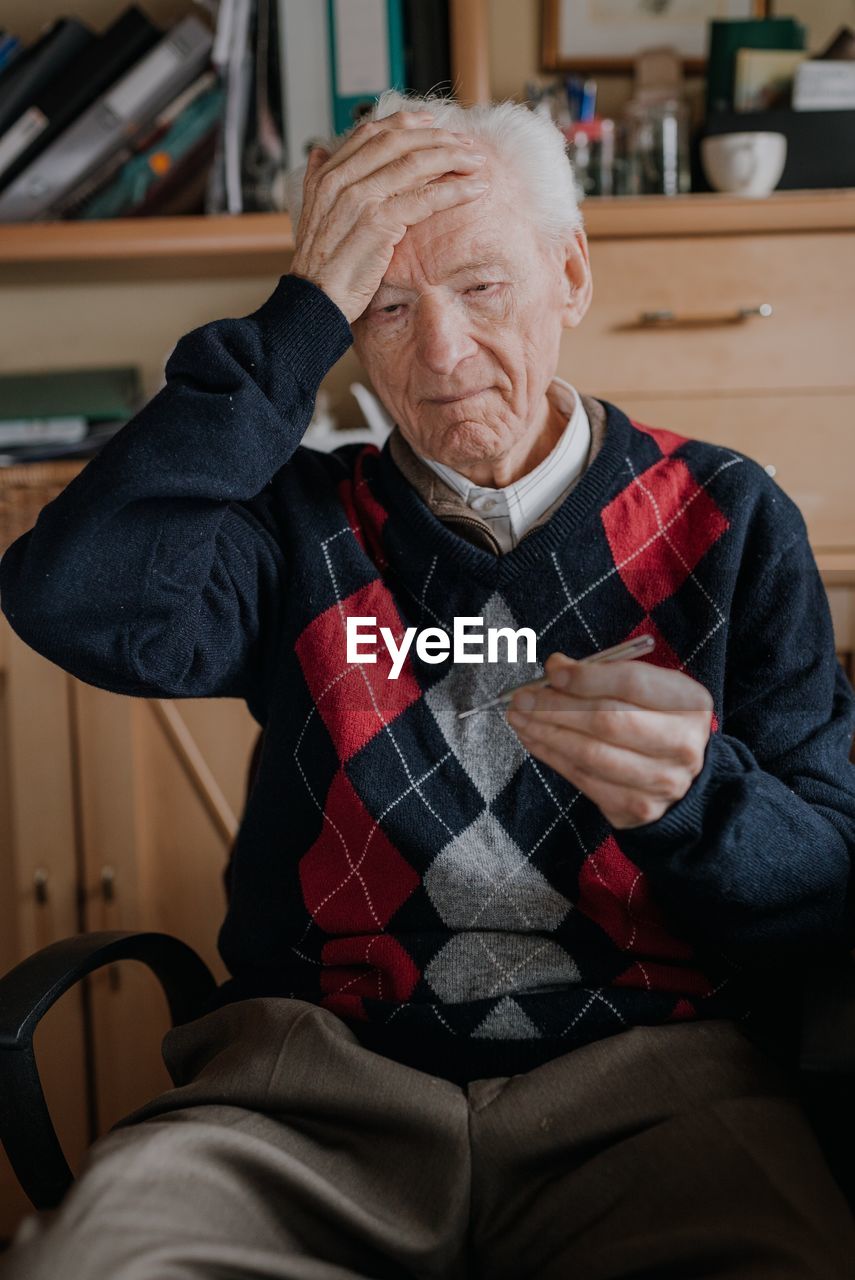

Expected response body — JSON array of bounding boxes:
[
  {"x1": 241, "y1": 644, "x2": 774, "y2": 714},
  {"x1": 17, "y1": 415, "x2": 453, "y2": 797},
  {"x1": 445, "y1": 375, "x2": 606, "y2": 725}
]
[{"x1": 383, "y1": 159, "x2": 538, "y2": 289}]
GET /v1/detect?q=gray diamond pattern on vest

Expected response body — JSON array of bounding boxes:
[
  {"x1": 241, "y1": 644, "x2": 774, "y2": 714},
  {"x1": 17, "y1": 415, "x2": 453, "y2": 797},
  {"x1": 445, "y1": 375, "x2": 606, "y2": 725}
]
[
  {"x1": 425, "y1": 931, "x2": 581, "y2": 1006},
  {"x1": 424, "y1": 590, "x2": 543, "y2": 803},
  {"x1": 425, "y1": 809, "x2": 573, "y2": 931},
  {"x1": 472, "y1": 995, "x2": 543, "y2": 1039},
  {"x1": 421, "y1": 591, "x2": 578, "y2": 1024}
]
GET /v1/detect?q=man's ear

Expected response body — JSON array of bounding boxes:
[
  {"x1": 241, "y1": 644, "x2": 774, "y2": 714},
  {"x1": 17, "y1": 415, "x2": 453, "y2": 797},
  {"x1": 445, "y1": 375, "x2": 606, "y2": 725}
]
[{"x1": 560, "y1": 229, "x2": 593, "y2": 329}]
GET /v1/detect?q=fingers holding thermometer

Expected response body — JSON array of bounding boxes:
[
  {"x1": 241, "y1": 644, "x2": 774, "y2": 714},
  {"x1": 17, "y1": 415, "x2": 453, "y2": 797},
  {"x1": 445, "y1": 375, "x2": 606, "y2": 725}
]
[{"x1": 506, "y1": 638, "x2": 715, "y2": 830}]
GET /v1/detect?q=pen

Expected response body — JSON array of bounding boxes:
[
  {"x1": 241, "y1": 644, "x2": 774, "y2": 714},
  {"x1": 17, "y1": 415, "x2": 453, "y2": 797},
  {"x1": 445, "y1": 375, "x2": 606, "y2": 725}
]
[{"x1": 456, "y1": 633, "x2": 656, "y2": 720}]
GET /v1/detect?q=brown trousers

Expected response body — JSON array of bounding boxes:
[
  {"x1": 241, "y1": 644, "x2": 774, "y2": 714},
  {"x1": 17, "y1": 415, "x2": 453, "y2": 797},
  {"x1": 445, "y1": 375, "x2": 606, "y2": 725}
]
[{"x1": 2, "y1": 999, "x2": 853, "y2": 1279}]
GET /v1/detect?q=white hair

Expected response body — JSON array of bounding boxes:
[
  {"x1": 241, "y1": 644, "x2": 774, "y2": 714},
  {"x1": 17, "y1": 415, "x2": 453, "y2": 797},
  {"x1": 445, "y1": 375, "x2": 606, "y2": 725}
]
[{"x1": 283, "y1": 88, "x2": 583, "y2": 245}]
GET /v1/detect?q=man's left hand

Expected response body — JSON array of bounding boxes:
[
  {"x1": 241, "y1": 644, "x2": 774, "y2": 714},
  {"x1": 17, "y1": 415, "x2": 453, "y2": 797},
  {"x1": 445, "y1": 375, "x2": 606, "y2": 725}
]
[{"x1": 506, "y1": 652, "x2": 714, "y2": 829}]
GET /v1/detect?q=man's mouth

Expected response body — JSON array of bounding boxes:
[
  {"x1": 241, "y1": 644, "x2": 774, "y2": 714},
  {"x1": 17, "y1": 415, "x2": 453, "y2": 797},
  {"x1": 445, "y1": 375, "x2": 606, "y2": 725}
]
[{"x1": 428, "y1": 389, "x2": 488, "y2": 404}]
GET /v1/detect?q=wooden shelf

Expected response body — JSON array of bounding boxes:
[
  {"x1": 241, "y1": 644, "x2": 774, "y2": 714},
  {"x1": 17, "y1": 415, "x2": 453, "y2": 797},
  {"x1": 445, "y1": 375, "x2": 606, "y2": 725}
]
[
  {"x1": 0, "y1": 213, "x2": 297, "y2": 282},
  {"x1": 581, "y1": 188, "x2": 855, "y2": 239},
  {"x1": 2, "y1": 188, "x2": 855, "y2": 282}
]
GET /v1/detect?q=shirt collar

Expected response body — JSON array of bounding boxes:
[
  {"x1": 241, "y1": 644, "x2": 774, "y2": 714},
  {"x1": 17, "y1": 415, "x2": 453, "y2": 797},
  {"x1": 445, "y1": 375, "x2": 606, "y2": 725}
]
[{"x1": 416, "y1": 377, "x2": 591, "y2": 552}]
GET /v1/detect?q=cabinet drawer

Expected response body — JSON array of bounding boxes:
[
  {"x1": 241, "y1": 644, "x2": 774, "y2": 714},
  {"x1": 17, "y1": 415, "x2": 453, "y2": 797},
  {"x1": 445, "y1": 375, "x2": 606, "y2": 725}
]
[
  {"x1": 611, "y1": 392, "x2": 855, "y2": 552},
  {"x1": 826, "y1": 586, "x2": 855, "y2": 654},
  {"x1": 565, "y1": 233, "x2": 855, "y2": 396}
]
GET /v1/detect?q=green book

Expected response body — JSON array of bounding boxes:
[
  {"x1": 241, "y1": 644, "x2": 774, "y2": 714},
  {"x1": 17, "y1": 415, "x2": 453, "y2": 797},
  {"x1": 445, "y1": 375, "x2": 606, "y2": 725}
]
[
  {"x1": 706, "y1": 18, "x2": 807, "y2": 115},
  {"x1": 0, "y1": 366, "x2": 142, "y2": 422}
]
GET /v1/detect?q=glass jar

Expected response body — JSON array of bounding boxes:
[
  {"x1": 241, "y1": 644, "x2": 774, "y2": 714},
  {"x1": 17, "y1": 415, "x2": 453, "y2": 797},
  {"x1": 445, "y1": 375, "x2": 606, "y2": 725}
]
[
  {"x1": 563, "y1": 118, "x2": 616, "y2": 199},
  {"x1": 622, "y1": 97, "x2": 691, "y2": 197}
]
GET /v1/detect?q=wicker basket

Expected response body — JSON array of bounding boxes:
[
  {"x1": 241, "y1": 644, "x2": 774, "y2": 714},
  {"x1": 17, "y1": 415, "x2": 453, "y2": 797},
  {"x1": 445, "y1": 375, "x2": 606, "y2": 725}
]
[{"x1": 0, "y1": 460, "x2": 87, "y2": 556}]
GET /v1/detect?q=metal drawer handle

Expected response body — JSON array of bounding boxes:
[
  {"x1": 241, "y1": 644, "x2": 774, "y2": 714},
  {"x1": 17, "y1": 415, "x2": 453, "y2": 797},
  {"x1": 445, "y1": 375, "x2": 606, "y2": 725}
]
[
  {"x1": 33, "y1": 868, "x2": 49, "y2": 905},
  {"x1": 638, "y1": 303, "x2": 773, "y2": 329},
  {"x1": 100, "y1": 865, "x2": 116, "y2": 903}
]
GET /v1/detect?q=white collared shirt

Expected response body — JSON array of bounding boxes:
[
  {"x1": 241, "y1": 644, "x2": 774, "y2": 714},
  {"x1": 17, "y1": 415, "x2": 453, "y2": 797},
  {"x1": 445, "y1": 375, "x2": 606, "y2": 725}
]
[{"x1": 417, "y1": 377, "x2": 591, "y2": 553}]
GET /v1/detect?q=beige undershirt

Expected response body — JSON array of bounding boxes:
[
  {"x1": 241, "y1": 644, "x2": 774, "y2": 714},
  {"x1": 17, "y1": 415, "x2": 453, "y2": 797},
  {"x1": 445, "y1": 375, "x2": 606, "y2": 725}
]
[{"x1": 387, "y1": 393, "x2": 609, "y2": 556}]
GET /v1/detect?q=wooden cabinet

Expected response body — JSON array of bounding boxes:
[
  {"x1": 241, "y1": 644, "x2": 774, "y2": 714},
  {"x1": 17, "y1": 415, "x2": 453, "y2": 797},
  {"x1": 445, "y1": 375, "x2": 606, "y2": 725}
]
[
  {"x1": 556, "y1": 191, "x2": 855, "y2": 678},
  {"x1": 0, "y1": 614, "x2": 258, "y2": 1240},
  {"x1": 0, "y1": 619, "x2": 89, "y2": 1239}
]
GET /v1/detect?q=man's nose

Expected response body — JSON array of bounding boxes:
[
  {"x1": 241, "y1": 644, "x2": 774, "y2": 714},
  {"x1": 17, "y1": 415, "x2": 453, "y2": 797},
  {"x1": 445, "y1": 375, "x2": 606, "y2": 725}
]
[{"x1": 416, "y1": 298, "x2": 479, "y2": 375}]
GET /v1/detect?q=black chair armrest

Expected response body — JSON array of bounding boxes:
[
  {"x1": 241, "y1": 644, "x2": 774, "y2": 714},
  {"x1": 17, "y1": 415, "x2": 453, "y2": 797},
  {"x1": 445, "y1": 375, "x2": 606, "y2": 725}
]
[{"x1": 0, "y1": 930, "x2": 217, "y2": 1210}]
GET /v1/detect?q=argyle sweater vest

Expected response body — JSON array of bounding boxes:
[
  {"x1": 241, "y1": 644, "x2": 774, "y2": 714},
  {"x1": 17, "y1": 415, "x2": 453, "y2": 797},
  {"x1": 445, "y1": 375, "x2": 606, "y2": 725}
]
[{"x1": 2, "y1": 273, "x2": 854, "y2": 1084}]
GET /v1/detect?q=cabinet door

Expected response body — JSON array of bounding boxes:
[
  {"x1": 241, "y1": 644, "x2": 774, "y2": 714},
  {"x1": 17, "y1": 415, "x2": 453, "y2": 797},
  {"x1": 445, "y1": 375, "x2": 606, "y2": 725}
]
[
  {"x1": 72, "y1": 680, "x2": 258, "y2": 1135},
  {"x1": 0, "y1": 619, "x2": 89, "y2": 1243}
]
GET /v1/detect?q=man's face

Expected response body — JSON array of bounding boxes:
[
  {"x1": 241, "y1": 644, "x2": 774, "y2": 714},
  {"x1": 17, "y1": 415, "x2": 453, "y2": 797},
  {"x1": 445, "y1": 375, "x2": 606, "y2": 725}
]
[{"x1": 351, "y1": 147, "x2": 591, "y2": 475}]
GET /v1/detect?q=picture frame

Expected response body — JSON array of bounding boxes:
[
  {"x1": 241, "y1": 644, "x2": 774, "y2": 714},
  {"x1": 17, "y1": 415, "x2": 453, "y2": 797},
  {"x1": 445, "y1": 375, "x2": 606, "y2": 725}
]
[{"x1": 542, "y1": 0, "x2": 771, "y2": 75}]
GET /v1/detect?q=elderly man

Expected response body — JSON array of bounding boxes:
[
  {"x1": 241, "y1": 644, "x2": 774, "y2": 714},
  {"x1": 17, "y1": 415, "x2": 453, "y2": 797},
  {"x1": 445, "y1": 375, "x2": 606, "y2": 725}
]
[{"x1": 1, "y1": 92, "x2": 854, "y2": 1279}]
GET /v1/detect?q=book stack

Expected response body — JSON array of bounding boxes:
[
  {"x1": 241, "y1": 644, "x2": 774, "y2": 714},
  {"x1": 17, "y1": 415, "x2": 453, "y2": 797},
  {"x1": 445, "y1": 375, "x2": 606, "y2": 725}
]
[
  {"x1": 0, "y1": 9, "x2": 220, "y2": 221},
  {"x1": 0, "y1": 25, "x2": 24, "y2": 77},
  {"x1": 0, "y1": 1, "x2": 453, "y2": 222},
  {"x1": 701, "y1": 17, "x2": 855, "y2": 191},
  {"x1": 0, "y1": 368, "x2": 144, "y2": 467},
  {"x1": 706, "y1": 17, "x2": 807, "y2": 116},
  {"x1": 211, "y1": 0, "x2": 451, "y2": 214},
  {"x1": 0, "y1": 0, "x2": 452, "y2": 223}
]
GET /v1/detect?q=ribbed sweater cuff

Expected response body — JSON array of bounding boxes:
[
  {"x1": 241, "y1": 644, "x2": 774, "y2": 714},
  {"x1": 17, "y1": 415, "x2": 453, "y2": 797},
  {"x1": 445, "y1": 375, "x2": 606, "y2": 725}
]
[
  {"x1": 248, "y1": 273, "x2": 353, "y2": 398},
  {"x1": 612, "y1": 732, "x2": 741, "y2": 855}
]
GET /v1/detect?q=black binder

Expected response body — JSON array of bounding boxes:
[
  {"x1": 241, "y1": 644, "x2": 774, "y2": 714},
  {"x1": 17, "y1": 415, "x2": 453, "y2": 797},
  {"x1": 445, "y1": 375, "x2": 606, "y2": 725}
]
[
  {"x1": 0, "y1": 35, "x2": 35, "y2": 94},
  {"x1": 0, "y1": 34, "x2": 25, "y2": 85},
  {"x1": 0, "y1": 7, "x2": 161, "y2": 192},
  {"x1": 403, "y1": 0, "x2": 451, "y2": 96},
  {"x1": 0, "y1": 18, "x2": 94, "y2": 136}
]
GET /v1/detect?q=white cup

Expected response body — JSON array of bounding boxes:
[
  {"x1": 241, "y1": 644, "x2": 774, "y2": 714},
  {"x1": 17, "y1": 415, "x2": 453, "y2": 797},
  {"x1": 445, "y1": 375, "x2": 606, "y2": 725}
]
[{"x1": 701, "y1": 131, "x2": 787, "y2": 197}]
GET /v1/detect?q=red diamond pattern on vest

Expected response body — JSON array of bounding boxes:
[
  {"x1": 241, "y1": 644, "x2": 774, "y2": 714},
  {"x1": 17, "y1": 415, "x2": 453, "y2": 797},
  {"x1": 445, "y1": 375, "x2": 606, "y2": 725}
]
[
  {"x1": 628, "y1": 418, "x2": 687, "y2": 457},
  {"x1": 299, "y1": 767, "x2": 421, "y2": 932},
  {"x1": 576, "y1": 835, "x2": 714, "y2": 997},
  {"x1": 601, "y1": 456, "x2": 730, "y2": 611},
  {"x1": 337, "y1": 444, "x2": 389, "y2": 572},
  {"x1": 319, "y1": 933, "x2": 421, "y2": 1021},
  {"x1": 623, "y1": 617, "x2": 719, "y2": 733},
  {"x1": 613, "y1": 960, "x2": 713, "y2": 996},
  {"x1": 295, "y1": 577, "x2": 422, "y2": 763}
]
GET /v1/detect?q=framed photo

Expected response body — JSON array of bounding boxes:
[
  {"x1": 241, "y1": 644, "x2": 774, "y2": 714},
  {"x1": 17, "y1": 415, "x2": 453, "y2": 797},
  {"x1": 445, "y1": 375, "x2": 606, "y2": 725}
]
[{"x1": 542, "y1": 0, "x2": 770, "y2": 74}]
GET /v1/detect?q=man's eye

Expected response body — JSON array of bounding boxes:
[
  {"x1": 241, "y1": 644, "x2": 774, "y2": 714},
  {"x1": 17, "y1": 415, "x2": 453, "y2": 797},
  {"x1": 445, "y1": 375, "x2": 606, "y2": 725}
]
[
  {"x1": 467, "y1": 283, "x2": 498, "y2": 297},
  {"x1": 381, "y1": 304, "x2": 403, "y2": 315}
]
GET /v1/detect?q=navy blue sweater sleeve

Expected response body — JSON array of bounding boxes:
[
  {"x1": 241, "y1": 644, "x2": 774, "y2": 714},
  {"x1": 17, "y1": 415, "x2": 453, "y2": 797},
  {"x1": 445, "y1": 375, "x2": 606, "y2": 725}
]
[
  {"x1": 617, "y1": 494, "x2": 855, "y2": 964},
  {"x1": 0, "y1": 274, "x2": 353, "y2": 714}
]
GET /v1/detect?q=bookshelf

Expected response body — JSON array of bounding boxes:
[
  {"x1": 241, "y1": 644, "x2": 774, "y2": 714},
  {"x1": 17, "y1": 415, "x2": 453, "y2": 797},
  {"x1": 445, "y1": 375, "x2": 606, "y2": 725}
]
[
  {"x1": 0, "y1": 0, "x2": 497, "y2": 281},
  {"x1": 0, "y1": 213, "x2": 297, "y2": 280},
  {"x1": 2, "y1": 190, "x2": 855, "y2": 281},
  {"x1": 3, "y1": 0, "x2": 854, "y2": 279}
]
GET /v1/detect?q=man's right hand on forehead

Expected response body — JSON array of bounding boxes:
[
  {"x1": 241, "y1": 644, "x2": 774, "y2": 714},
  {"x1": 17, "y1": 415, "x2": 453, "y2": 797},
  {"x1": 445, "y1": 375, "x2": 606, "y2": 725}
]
[{"x1": 288, "y1": 110, "x2": 490, "y2": 325}]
